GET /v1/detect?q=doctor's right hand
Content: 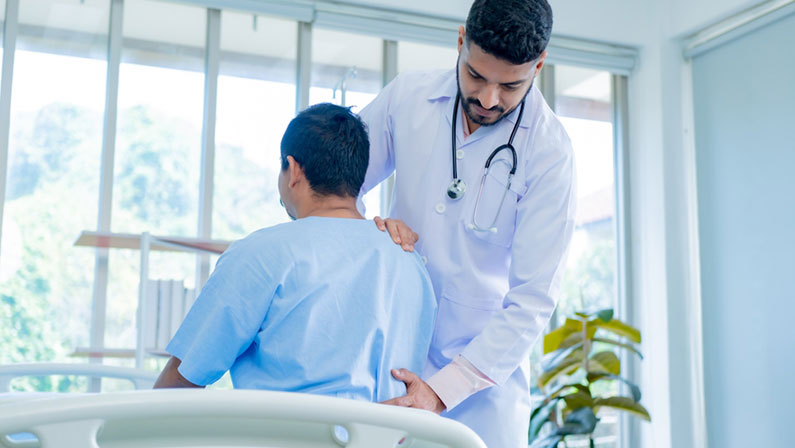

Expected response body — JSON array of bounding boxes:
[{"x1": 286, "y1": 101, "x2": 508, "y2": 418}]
[{"x1": 374, "y1": 217, "x2": 419, "y2": 252}]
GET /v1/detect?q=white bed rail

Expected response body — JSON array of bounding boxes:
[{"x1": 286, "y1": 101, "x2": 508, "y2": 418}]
[
  {"x1": 0, "y1": 363, "x2": 158, "y2": 392},
  {"x1": 0, "y1": 389, "x2": 486, "y2": 448}
]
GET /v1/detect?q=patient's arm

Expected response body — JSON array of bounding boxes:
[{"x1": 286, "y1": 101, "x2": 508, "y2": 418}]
[{"x1": 153, "y1": 356, "x2": 203, "y2": 389}]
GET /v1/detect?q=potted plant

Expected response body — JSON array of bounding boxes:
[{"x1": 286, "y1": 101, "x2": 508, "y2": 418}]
[{"x1": 529, "y1": 309, "x2": 650, "y2": 448}]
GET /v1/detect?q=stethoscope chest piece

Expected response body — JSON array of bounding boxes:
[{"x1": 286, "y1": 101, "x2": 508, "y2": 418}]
[{"x1": 447, "y1": 178, "x2": 467, "y2": 200}]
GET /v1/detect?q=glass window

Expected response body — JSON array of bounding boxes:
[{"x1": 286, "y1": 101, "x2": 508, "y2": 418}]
[
  {"x1": 1, "y1": 0, "x2": 109, "y2": 374},
  {"x1": 554, "y1": 66, "x2": 616, "y2": 323},
  {"x1": 530, "y1": 65, "x2": 619, "y2": 447},
  {"x1": 105, "y1": 0, "x2": 206, "y2": 349},
  {"x1": 213, "y1": 12, "x2": 297, "y2": 240},
  {"x1": 310, "y1": 28, "x2": 384, "y2": 217},
  {"x1": 398, "y1": 40, "x2": 458, "y2": 74}
]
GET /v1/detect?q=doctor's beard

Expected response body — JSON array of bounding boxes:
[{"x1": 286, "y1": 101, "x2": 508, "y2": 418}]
[{"x1": 455, "y1": 61, "x2": 533, "y2": 127}]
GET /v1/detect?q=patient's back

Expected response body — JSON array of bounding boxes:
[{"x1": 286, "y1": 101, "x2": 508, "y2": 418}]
[{"x1": 167, "y1": 216, "x2": 436, "y2": 402}]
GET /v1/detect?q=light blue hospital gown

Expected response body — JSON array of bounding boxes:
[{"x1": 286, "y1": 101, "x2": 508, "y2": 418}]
[{"x1": 167, "y1": 216, "x2": 437, "y2": 402}]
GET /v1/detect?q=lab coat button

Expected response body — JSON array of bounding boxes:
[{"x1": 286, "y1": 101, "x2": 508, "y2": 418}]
[
  {"x1": 421, "y1": 256, "x2": 428, "y2": 264},
  {"x1": 435, "y1": 203, "x2": 446, "y2": 214},
  {"x1": 456, "y1": 149, "x2": 465, "y2": 160}
]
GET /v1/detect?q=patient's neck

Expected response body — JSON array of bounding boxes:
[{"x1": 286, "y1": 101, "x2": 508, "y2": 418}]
[{"x1": 298, "y1": 195, "x2": 363, "y2": 220}]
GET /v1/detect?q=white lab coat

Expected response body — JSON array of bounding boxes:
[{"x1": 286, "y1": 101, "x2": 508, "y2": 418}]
[{"x1": 359, "y1": 69, "x2": 576, "y2": 448}]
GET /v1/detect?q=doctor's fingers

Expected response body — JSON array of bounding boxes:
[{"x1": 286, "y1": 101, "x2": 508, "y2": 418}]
[
  {"x1": 384, "y1": 219, "x2": 418, "y2": 252},
  {"x1": 374, "y1": 216, "x2": 387, "y2": 231},
  {"x1": 381, "y1": 395, "x2": 414, "y2": 408}
]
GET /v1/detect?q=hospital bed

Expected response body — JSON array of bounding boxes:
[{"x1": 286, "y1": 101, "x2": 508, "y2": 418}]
[{"x1": 0, "y1": 389, "x2": 486, "y2": 447}]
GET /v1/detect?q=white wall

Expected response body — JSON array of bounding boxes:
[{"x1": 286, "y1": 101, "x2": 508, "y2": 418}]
[{"x1": 665, "y1": 0, "x2": 766, "y2": 36}]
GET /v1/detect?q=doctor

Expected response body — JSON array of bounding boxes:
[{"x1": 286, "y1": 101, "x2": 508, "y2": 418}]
[{"x1": 359, "y1": 0, "x2": 576, "y2": 446}]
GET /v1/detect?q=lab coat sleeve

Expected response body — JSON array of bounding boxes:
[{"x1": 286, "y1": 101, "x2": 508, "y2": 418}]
[
  {"x1": 460, "y1": 130, "x2": 577, "y2": 386},
  {"x1": 356, "y1": 76, "x2": 400, "y2": 212}
]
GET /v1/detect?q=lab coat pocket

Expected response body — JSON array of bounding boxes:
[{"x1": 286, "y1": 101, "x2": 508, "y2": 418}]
[
  {"x1": 428, "y1": 293, "x2": 499, "y2": 367},
  {"x1": 464, "y1": 157, "x2": 523, "y2": 248}
]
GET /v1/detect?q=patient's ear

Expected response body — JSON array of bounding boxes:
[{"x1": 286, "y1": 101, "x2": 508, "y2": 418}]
[{"x1": 286, "y1": 156, "x2": 306, "y2": 188}]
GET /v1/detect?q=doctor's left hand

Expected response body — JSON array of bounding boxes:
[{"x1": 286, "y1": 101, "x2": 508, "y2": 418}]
[
  {"x1": 374, "y1": 217, "x2": 419, "y2": 252},
  {"x1": 381, "y1": 368, "x2": 446, "y2": 414}
]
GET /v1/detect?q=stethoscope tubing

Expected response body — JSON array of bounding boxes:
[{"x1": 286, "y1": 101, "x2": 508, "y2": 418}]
[
  {"x1": 450, "y1": 93, "x2": 525, "y2": 232},
  {"x1": 450, "y1": 92, "x2": 524, "y2": 192}
]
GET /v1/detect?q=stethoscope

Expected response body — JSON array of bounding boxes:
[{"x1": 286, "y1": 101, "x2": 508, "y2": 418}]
[{"x1": 447, "y1": 92, "x2": 524, "y2": 233}]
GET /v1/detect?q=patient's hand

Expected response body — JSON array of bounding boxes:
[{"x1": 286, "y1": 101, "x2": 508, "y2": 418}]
[
  {"x1": 153, "y1": 356, "x2": 203, "y2": 389},
  {"x1": 374, "y1": 217, "x2": 419, "y2": 252},
  {"x1": 381, "y1": 368, "x2": 445, "y2": 414}
]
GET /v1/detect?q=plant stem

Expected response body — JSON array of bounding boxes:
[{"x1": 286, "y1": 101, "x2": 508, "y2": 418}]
[
  {"x1": 582, "y1": 319, "x2": 590, "y2": 373},
  {"x1": 589, "y1": 434, "x2": 595, "y2": 448}
]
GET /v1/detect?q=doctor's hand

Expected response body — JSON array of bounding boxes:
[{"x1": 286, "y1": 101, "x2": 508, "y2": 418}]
[
  {"x1": 381, "y1": 368, "x2": 446, "y2": 414},
  {"x1": 374, "y1": 217, "x2": 419, "y2": 252}
]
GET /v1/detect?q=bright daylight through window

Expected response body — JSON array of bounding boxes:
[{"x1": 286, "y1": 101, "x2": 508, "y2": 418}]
[{"x1": 0, "y1": 3, "x2": 627, "y2": 433}]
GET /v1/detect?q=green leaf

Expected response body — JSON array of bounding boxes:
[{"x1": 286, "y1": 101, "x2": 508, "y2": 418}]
[
  {"x1": 549, "y1": 383, "x2": 591, "y2": 401},
  {"x1": 529, "y1": 398, "x2": 559, "y2": 442},
  {"x1": 562, "y1": 391, "x2": 593, "y2": 410},
  {"x1": 594, "y1": 396, "x2": 651, "y2": 421},
  {"x1": 589, "y1": 351, "x2": 621, "y2": 376},
  {"x1": 529, "y1": 434, "x2": 563, "y2": 448},
  {"x1": 543, "y1": 318, "x2": 583, "y2": 353},
  {"x1": 591, "y1": 319, "x2": 641, "y2": 343},
  {"x1": 538, "y1": 350, "x2": 584, "y2": 389},
  {"x1": 587, "y1": 373, "x2": 642, "y2": 402},
  {"x1": 557, "y1": 406, "x2": 598, "y2": 436},
  {"x1": 592, "y1": 337, "x2": 644, "y2": 359},
  {"x1": 596, "y1": 309, "x2": 614, "y2": 322},
  {"x1": 541, "y1": 342, "x2": 584, "y2": 371}
]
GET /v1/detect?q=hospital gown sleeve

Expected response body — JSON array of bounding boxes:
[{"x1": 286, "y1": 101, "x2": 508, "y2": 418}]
[
  {"x1": 460, "y1": 126, "x2": 577, "y2": 387},
  {"x1": 166, "y1": 238, "x2": 279, "y2": 386}
]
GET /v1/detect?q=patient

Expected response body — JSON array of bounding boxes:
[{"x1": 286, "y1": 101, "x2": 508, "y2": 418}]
[{"x1": 154, "y1": 103, "x2": 436, "y2": 403}]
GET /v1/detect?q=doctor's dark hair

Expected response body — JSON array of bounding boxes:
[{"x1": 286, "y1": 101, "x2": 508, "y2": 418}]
[
  {"x1": 465, "y1": 0, "x2": 553, "y2": 64},
  {"x1": 280, "y1": 103, "x2": 370, "y2": 198}
]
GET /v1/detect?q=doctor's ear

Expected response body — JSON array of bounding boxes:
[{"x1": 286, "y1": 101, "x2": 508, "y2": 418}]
[
  {"x1": 534, "y1": 51, "x2": 548, "y2": 76},
  {"x1": 286, "y1": 156, "x2": 306, "y2": 188},
  {"x1": 457, "y1": 26, "x2": 466, "y2": 52}
]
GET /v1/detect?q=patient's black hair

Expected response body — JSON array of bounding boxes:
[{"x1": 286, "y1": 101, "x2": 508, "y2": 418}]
[
  {"x1": 465, "y1": 0, "x2": 553, "y2": 64},
  {"x1": 280, "y1": 103, "x2": 370, "y2": 198}
]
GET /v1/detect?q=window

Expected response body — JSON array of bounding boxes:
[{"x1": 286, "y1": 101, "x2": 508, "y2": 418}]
[
  {"x1": 530, "y1": 64, "x2": 620, "y2": 448},
  {"x1": 105, "y1": 0, "x2": 207, "y2": 349},
  {"x1": 0, "y1": 0, "x2": 108, "y2": 375},
  {"x1": 398, "y1": 40, "x2": 458, "y2": 73},
  {"x1": 310, "y1": 28, "x2": 384, "y2": 217},
  {"x1": 213, "y1": 11, "x2": 297, "y2": 240},
  {"x1": 555, "y1": 66, "x2": 616, "y2": 323},
  {"x1": 0, "y1": 1, "x2": 631, "y2": 408}
]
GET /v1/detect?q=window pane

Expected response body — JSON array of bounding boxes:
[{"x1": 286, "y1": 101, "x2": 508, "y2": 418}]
[
  {"x1": 398, "y1": 41, "x2": 458, "y2": 74},
  {"x1": 554, "y1": 66, "x2": 616, "y2": 322},
  {"x1": 105, "y1": 0, "x2": 206, "y2": 349},
  {"x1": 213, "y1": 12, "x2": 297, "y2": 240},
  {"x1": 1, "y1": 0, "x2": 108, "y2": 373},
  {"x1": 310, "y1": 28, "x2": 383, "y2": 217},
  {"x1": 541, "y1": 65, "x2": 618, "y2": 447},
  {"x1": 310, "y1": 28, "x2": 382, "y2": 112}
]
